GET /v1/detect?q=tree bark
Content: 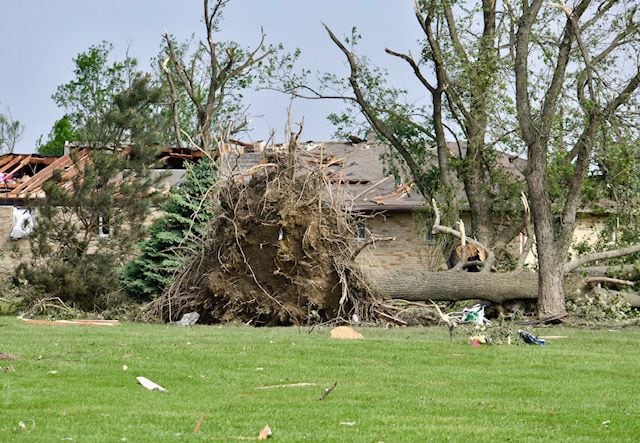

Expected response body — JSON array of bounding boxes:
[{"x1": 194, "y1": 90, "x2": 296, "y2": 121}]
[
  {"x1": 364, "y1": 269, "x2": 540, "y2": 302},
  {"x1": 362, "y1": 268, "x2": 640, "y2": 307}
]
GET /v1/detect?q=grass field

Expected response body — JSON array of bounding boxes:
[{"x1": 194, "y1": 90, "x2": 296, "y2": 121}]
[{"x1": 1, "y1": 317, "x2": 639, "y2": 442}]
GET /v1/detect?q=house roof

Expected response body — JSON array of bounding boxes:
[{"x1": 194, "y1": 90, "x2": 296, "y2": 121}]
[
  {"x1": 220, "y1": 140, "x2": 480, "y2": 211},
  {"x1": 313, "y1": 141, "x2": 428, "y2": 211},
  {"x1": 0, "y1": 146, "x2": 203, "y2": 203},
  {"x1": 220, "y1": 139, "x2": 609, "y2": 215},
  {"x1": 0, "y1": 154, "x2": 57, "y2": 196},
  {"x1": 2, "y1": 140, "x2": 606, "y2": 215}
]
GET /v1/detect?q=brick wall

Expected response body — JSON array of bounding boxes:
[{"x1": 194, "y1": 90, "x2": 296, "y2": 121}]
[
  {"x1": 0, "y1": 203, "x2": 612, "y2": 280},
  {"x1": 0, "y1": 206, "x2": 167, "y2": 279},
  {"x1": 355, "y1": 212, "x2": 447, "y2": 274}
]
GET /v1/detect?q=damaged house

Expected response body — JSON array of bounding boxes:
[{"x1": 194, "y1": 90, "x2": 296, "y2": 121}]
[
  {"x1": 219, "y1": 139, "x2": 613, "y2": 276},
  {"x1": 0, "y1": 140, "x2": 611, "y2": 283},
  {"x1": 0, "y1": 146, "x2": 205, "y2": 276}
]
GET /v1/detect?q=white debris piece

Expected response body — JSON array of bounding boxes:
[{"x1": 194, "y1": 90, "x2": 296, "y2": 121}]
[{"x1": 136, "y1": 376, "x2": 167, "y2": 392}]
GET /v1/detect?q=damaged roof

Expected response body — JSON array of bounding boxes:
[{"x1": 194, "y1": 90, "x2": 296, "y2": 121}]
[
  {"x1": 220, "y1": 140, "x2": 528, "y2": 211},
  {"x1": 0, "y1": 146, "x2": 205, "y2": 203},
  {"x1": 0, "y1": 140, "x2": 530, "y2": 212}
]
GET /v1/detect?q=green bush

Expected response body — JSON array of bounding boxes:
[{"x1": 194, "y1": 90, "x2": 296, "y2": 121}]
[{"x1": 121, "y1": 158, "x2": 217, "y2": 301}]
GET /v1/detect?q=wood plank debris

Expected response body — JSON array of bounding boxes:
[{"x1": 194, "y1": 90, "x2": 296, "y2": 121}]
[
  {"x1": 256, "y1": 382, "x2": 317, "y2": 390},
  {"x1": 136, "y1": 376, "x2": 167, "y2": 392},
  {"x1": 20, "y1": 318, "x2": 120, "y2": 326}
]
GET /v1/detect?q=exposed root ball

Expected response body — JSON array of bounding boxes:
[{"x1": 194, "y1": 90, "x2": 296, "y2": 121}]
[{"x1": 144, "y1": 153, "x2": 375, "y2": 325}]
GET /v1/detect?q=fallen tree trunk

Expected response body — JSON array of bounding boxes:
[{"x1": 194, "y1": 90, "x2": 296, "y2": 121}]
[
  {"x1": 365, "y1": 269, "x2": 540, "y2": 302},
  {"x1": 363, "y1": 269, "x2": 640, "y2": 307},
  {"x1": 602, "y1": 290, "x2": 640, "y2": 308}
]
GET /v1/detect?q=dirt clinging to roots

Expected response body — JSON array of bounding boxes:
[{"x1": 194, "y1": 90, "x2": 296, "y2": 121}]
[{"x1": 144, "y1": 152, "x2": 375, "y2": 325}]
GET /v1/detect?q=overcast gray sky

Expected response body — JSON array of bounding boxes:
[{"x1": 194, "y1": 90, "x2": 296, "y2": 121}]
[{"x1": 0, "y1": 1, "x2": 425, "y2": 153}]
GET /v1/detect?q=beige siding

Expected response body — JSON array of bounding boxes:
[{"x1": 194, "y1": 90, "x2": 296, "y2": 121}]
[
  {"x1": 0, "y1": 203, "x2": 612, "y2": 279},
  {"x1": 355, "y1": 212, "x2": 447, "y2": 274}
]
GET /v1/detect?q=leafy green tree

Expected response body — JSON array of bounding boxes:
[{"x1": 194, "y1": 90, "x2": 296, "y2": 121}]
[
  {"x1": 513, "y1": 0, "x2": 640, "y2": 317},
  {"x1": 0, "y1": 106, "x2": 24, "y2": 153},
  {"x1": 278, "y1": 2, "x2": 524, "y2": 263},
  {"x1": 52, "y1": 42, "x2": 143, "y2": 143},
  {"x1": 121, "y1": 158, "x2": 217, "y2": 301},
  {"x1": 37, "y1": 115, "x2": 77, "y2": 156},
  {"x1": 18, "y1": 75, "x2": 167, "y2": 311}
]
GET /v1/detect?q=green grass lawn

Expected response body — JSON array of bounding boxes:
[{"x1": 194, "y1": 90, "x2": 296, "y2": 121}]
[{"x1": 1, "y1": 317, "x2": 639, "y2": 442}]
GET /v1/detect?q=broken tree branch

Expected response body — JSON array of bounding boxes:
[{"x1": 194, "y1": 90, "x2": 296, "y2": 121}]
[
  {"x1": 564, "y1": 243, "x2": 640, "y2": 273},
  {"x1": 319, "y1": 382, "x2": 337, "y2": 400},
  {"x1": 584, "y1": 277, "x2": 635, "y2": 287},
  {"x1": 516, "y1": 191, "x2": 533, "y2": 270},
  {"x1": 351, "y1": 236, "x2": 395, "y2": 260},
  {"x1": 431, "y1": 199, "x2": 495, "y2": 272}
]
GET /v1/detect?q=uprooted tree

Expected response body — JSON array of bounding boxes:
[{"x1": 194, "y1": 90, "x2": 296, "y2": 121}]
[
  {"x1": 271, "y1": 0, "x2": 640, "y2": 320},
  {"x1": 144, "y1": 139, "x2": 376, "y2": 325},
  {"x1": 364, "y1": 199, "x2": 640, "y2": 311}
]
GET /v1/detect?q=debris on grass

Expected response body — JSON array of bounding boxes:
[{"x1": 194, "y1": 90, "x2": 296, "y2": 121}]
[
  {"x1": 258, "y1": 424, "x2": 272, "y2": 440},
  {"x1": 340, "y1": 421, "x2": 356, "y2": 426},
  {"x1": 518, "y1": 330, "x2": 546, "y2": 345},
  {"x1": 193, "y1": 415, "x2": 205, "y2": 433},
  {"x1": 17, "y1": 419, "x2": 36, "y2": 432},
  {"x1": 330, "y1": 326, "x2": 363, "y2": 340},
  {"x1": 20, "y1": 318, "x2": 120, "y2": 327},
  {"x1": 122, "y1": 365, "x2": 128, "y2": 371},
  {"x1": 0, "y1": 352, "x2": 17, "y2": 360},
  {"x1": 256, "y1": 382, "x2": 317, "y2": 390},
  {"x1": 47, "y1": 370, "x2": 58, "y2": 375},
  {"x1": 469, "y1": 335, "x2": 490, "y2": 347},
  {"x1": 175, "y1": 312, "x2": 200, "y2": 326},
  {"x1": 136, "y1": 376, "x2": 167, "y2": 392},
  {"x1": 1, "y1": 365, "x2": 16, "y2": 372},
  {"x1": 319, "y1": 381, "x2": 338, "y2": 400}
]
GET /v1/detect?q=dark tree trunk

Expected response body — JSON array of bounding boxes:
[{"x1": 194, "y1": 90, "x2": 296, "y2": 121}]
[{"x1": 526, "y1": 156, "x2": 568, "y2": 317}]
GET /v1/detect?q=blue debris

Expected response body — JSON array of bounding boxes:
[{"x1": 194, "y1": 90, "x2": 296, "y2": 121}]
[{"x1": 518, "y1": 329, "x2": 546, "y2": 345}]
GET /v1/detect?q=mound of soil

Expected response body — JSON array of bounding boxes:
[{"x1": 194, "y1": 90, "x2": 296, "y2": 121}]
[{"x1": 145, "y1": 152, "x2": 373, "y2": 325}]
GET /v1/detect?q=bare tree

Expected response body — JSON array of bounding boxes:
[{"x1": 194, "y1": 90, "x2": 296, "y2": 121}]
[
  {"x1": 162, "y1": 0, "x2": 274, "y2": 152},
  {"x1": 513, "y1": 0, "x2": 640, "y2": 317},
  {"x1": 0, "y1": 106, "x2": 24, "y2": 153}
]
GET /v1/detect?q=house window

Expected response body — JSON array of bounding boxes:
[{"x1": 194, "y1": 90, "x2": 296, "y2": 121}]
[
  {"x1": 356, "y1": 221, "x2": 367, "y2": 240},
  {"x1": 98, "y1": 214, "x2": 110, "y2": 238}
]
